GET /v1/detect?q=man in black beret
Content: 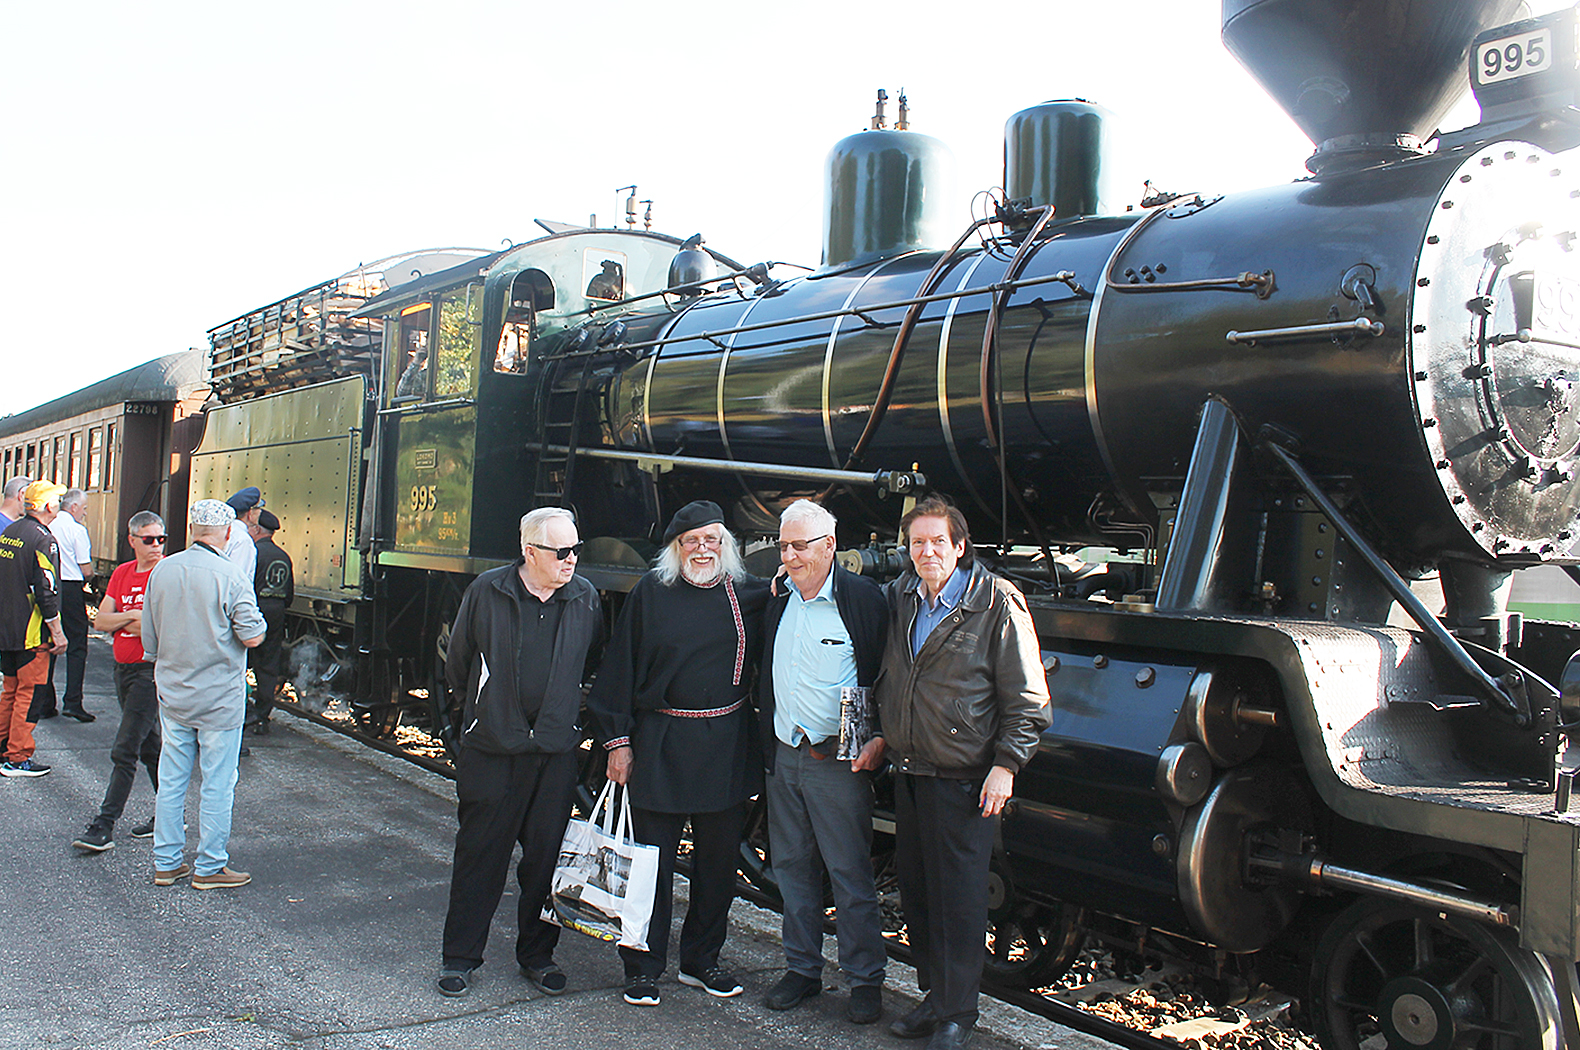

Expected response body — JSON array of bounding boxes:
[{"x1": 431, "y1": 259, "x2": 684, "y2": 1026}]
[
  {"x1": 588, "y1": 501, "x2": 770, "y2": 1008},
  {"x1": 246, "y1": 508, "x2": 293, "y2": 734}
]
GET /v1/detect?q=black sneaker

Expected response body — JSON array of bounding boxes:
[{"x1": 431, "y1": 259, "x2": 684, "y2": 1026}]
[
  {"x1": 436, "y1": 968, "x2": 472, "y2": 998},
  {"x1": 0, "y1": 759, "x2": 51, "y2": 777},
  {"x1": 623, "y1": 974, "x2": 660, "y2": 1006},
  {"x1": 678, "y1": 965, "x2": 743, "y2": 998},
  {"x1": 765, "y1": 970, "x2": 821, "y2": 1010},
  {"x1": 72, "y1": 824, "x2": 114, "y2": 852},
  {"x1": 129, "y1": 818, "x2": 155, "y2": 839}
]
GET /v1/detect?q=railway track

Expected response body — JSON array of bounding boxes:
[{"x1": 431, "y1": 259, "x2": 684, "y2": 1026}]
[{"x1": 273, "y1": 696, "x2": 1310, "y2": 1050}]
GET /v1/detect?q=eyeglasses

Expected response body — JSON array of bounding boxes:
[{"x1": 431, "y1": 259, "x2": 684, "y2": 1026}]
[
  {"x1": 135, "y1": 536, "x2": 167, "y2": 546},
  {"x1": 680, "y1": 534, "x2": 722, "y2": 550},
  {"x1": 529, "y1": 541, "x2": 583, "y2": 560},
  {"x1": 777, "y1": 534, "x2": 829, "y2": 554}
]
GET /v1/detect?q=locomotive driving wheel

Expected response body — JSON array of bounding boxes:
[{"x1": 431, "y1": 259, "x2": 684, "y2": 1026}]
[
  {"x1": 983, "y1": 854, "x2": 1086, "y2": 989},
  {"x1": 1311, "y1": 897, "x2": 1561, "y2": 1050}
]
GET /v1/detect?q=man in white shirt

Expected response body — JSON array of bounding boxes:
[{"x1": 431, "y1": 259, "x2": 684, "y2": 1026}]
[
  {"x1": 223, "y1": 487, "x2": 264, "y2": 580},
  {"x1": 48, "y1": 488, "x2": 94, "y2": 722}
]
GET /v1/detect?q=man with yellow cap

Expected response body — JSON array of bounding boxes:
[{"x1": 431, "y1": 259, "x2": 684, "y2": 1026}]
[{"x1": 0, "y1": 481, "x2": 70, "y2": 776}]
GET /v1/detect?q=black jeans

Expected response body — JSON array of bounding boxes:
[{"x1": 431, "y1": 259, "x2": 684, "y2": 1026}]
[
  {"x1": 442, "y1": 748, "x2": 578, "y2": 972},
  {"x1": 894, "y1": 772, "x2": 997, "y2": 1028},
  {"x1": 95, "y1": 662, "x2": 160, "y2": 827},
  {"x1": 249, "y1": 600, "x2": 286, "y2": 721},
  {"x1": 619, "y1": 802, "x2": 746, "y2": 979},
  {"x1": 51, "y1": 580, "x2": 89, "y2": 709}
]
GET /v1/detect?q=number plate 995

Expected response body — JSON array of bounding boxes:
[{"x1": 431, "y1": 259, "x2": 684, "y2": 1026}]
[{"x1": 1477, "y1": 27, "x2": 1552, "y2": 85}]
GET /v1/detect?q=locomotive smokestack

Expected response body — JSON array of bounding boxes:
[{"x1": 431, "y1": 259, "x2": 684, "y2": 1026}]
[{"x1": 1221, "y1": 0, "x2": 1530, "y2": 172}]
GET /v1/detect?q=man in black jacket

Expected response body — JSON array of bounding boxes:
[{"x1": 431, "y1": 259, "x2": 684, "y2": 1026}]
[
  {"x1": 0, "y1": 481, "x2": 69, "y2": 776},
  {"x1": 758, "y1": 500, "x2": 889, "y2": 1024},
  {"x1": 247, "y1": 510, "x2": 294, "y2": 734},
  {"x1": 437, "y1": 507, "x2": 602, "y2": 1000}
]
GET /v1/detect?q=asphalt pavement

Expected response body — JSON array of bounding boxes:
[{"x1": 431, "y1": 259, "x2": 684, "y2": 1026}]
[{"x1": 0, "y1": 634, "x2": 1104, "y2": 1050}]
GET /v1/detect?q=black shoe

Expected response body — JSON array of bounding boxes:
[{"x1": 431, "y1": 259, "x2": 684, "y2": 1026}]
[
  {"x1": 925, "y1": 1021, "x2": 972, "y2": 1050},
  {"x1": 72, "y1": 823, "x2": 114, "y2": 852},
  {"x1": 764, "y1": 971, "x2": 821, "y2": 1011},
  {"x1": 848, "y1": 984, "x2": 882, "y2": 1024},
  {"x1": 521, "y1": 962, "x2": 567, "y2": 995},
  {"x1": 240, "y1": 745, "x2": 250, "y2": 757},
  {"x1": 129, "y1": 818, "x2": 155, "y2": 839},
  {"x1": 252, "y1": 719, "x2": 270, "y2": 736},
  {"x1": 890, "y1": 1000, "x2": 939, "y2": 1039},
  {"x1": 678, "y1": 965, "x2": 743, "y2": 998},
  {"x1": 36, "y1": 709, "x2": 58, "y2": 720},
  {"x1": 623, "y1": 974, "x2": 660, "y2": 1006},
  {"x1": 436, "y1": 968, "x2": 472, "y2": 998},
  {"x1": 61, "y1": 707, "x2": 95, "y2": 723}
]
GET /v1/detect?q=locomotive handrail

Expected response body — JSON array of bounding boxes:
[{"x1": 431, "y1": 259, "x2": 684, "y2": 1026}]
[
  {"x1": 589, "y1": 271, "x2": 1086, "y2": 359},
  {"x1": 535, "y1": 444, "x2": 926, "y2": 497},
  {"x1": 1226, "y1": 317, "x2": 1385, "y2": 344},
  {"x1": 1263, "y1": 440, "x2": 1534, "y2": 727}
]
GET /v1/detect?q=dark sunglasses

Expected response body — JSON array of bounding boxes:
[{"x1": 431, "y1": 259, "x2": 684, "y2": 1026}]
[
  {"x1": 529, "y1": 541, "x2": 583, "y2": 560},
  {"x1": 135, "y1": 535, "x2": 168, "y2": 546}
]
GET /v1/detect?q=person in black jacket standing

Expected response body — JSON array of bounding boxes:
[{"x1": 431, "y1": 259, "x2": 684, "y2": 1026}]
[
  {"x1": 759, "y1": 500, "x2": 889, "y2": 1023},
  {"x1": 247, "y1": 510, "x2": 293, "y2": 735},
  {"x1": 437, "y1": 507, "x2": 602, "y2": 1000}
]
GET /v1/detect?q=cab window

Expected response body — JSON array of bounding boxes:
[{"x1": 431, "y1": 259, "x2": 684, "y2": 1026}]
[
  {"x1": 434, "y1": 287, "x2": 478, "y2": 398},
  {"x1": 494, "y1": 269, "x2": 553, "y2": 375},
  {"x1": 392, "y1": 303, "x2": 432, "y2": 401}
]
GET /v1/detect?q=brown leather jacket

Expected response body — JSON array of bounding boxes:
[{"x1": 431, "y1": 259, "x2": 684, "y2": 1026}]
[{"x1": 876, "y1": 561, "x2": 1051, "y2": 778}]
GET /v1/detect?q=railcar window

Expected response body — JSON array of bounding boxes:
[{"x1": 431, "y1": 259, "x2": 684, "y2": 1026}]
[
  {"x1": 39, "y1": 441, "x2": 51, "y2": 485},
  {"x1": 393, "y1": 304, "x2": 431, "y2": 401},
  {"x1": 87, "y1": 428, "x2": 103, "y2": 490},
  {"x1": 25, "y1": 444, "x2": 35, "y2": 478},
  {"x1": 434, "y1": 289, "x2": 476, "y2": 399},
  {"x1": 68, "y1": 433, "x2": 82, "y2": 489},
  {"x1": 52, "y1": 437, "x2": 63, "y2": 483},
  {"x1": 104, "y1": 423, "x2": 115, "y2": 492}
]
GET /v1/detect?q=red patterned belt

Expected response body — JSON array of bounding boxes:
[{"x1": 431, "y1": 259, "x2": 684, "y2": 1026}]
[{"x1": 657, "y1": 698, "x2": 746, "y2": 719}]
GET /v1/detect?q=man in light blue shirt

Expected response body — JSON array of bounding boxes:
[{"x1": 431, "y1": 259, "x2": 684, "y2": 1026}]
[
  {"x1": 142, "y1": 498, "x2": 266, "y2": 890},
  {"x1": 758, "y1": 500, "x2": 889, "y2": 1024},
  {"x1": 910, "y1": 559, "x2": 970, "y2": 657}
]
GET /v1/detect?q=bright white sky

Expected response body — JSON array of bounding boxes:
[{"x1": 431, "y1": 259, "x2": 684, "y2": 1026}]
[{"x1": 0, "y1": 0, "x2": 1563, "y2": 416}]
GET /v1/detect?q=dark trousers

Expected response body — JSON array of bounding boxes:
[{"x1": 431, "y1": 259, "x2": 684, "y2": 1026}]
[
  {"x1": 50, "y1": 580, "x2": 89, "y2": 710},
  {"x1": 895, "y1": 772, "x2": 996, "y2": 1028},
  {"x1": 442, "y1": 748, "x2": 578, "y2": 972},
  {"x1": 95, "y1": 662, "x2": 161, "y2": 827},
  {"x1": 620, "y1": 802, "x2": 746, "y2": 979},
  {"x1": 249, "y1": 601, "x2": 286, "y2": 721}
]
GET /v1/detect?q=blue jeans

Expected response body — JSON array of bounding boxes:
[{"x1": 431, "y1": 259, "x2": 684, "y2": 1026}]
[{"x1": 153, "y1": 715, "x2": 242, "y2": 876}]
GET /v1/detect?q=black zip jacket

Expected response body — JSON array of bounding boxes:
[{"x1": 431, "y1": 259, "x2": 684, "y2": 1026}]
[
  {"x1": 0, "y1": 514, "x2": 62, "y2": 651},
  {"x1": 757, "y1": 561, "x2": 888, "y2": 773},
  {"x1": 446, "y1": 562, "x2": 602, "y2": 755}
]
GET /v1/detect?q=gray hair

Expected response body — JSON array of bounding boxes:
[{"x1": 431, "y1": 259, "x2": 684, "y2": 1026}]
[
  {"x1": 128, "y1": 510, "x2": 164, "y2": 534},
  {"x1": 520, "y1": 507, "x2": 576, "y2": 548},
  {"x1": 2, "y1": 477, "x2": 29, "y2": 501},
  {"x1": 779, "y1": 499, "x2": 836, "y2": 536},
  {"x1": 653, "y1": 525, "x2": 746, "y2": 586},
  {"x1": 61, "y1": 488, "x2": 86, "y2": 511}
]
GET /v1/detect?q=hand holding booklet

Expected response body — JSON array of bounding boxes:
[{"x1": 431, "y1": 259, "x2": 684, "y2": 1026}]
[{"x1": 837, "y1": 685, "x2": 872, "y2": 761}]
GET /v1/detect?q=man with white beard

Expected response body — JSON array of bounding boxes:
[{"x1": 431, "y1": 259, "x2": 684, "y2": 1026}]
[{"x1": 589, "y1": 501, "x2": 770, "y2": 1009}]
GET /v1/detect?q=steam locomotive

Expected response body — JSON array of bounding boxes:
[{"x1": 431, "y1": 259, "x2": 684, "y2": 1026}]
[{"x1": 43, "y1": 0, "x2": 1580, "y2": 1044}]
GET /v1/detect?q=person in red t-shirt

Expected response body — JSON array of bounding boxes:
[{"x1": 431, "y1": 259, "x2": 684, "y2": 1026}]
[{"x1": 70, "y1": 511, "x2": 168, "y2": 853}]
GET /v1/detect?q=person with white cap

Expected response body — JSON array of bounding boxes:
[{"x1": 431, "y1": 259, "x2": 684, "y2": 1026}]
[
  {"x1": 141, "y1": 498, "x2": 266, "y2": 889},
  {"x1": 0, "y1": 481, "x2": 69, "y2": 776}
]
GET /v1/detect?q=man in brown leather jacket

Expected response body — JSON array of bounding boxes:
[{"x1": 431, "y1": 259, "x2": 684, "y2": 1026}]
[{"x1": 876, "y1": 494, "x2": 1050, "y2": 1050}]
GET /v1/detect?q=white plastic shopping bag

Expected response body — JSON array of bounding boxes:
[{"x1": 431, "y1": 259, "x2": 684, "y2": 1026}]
[{"x1": 542, "y1": 781, "x2": 660, "y2": 950}]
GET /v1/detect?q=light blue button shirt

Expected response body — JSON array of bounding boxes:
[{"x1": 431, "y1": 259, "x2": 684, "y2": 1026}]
[
  {"x1": 911, "y1": 566, "x2": 969, "y2": 657},
  {"x1": 772, "y1": 570, "x2": 856, "y2": 747}
]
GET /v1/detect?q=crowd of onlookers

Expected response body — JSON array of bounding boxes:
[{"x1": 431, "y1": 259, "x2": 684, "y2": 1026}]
[{"x1": 0, "y1": 480, "x2": 292, "y2": 889}]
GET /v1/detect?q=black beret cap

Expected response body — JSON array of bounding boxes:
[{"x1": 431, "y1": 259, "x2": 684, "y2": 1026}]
[
  {"x1": 661, "y1": 500, "x2": 725, "y2": 547},
  {"x1": 257, "y1": 509, "x2": 280, "y2": 532}
]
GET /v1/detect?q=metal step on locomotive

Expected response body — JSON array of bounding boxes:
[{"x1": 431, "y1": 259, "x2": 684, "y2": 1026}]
[{"x1": 153, "y1": 1, "x2": 1580, "y2": 1045}]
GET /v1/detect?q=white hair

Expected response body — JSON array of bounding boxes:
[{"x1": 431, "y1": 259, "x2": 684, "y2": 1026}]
[
  {"x1": 61, "y1": 488, "x2": 86, "y2": 511},
  {"x1": 2, "y1": 477, "x2": 29, "y2": 501},
  {"x1": 779, "y1": 499, "x2": 836, "y2": 535},
  {"x1": 653, "y1": 525, "x2": 746, "y2": 586},
  {"x1": 520, "y1": 507, "x2": 576, "y2": 548}
]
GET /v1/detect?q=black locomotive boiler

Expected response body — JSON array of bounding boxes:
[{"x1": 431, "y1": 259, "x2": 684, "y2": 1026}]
[{"x1": 171, "y1": 0, "x2": 1580, "y2": 1044}]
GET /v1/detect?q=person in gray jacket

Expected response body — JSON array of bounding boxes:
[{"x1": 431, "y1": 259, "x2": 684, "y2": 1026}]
[
  {"x1": 876, "y1": 494, "x2": 1051, "y2": 1050},
  {"x1": 437, "y1": 507, "x2": 602, "y2": 1000}
]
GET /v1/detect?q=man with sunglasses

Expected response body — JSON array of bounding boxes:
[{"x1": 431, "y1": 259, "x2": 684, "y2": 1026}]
[
  {"x1": 759, "y1": 499, "x2": 889, "y2": 1023},
  {"x1": 438, "y1": 507, "x2": 603, "y2": 1000},
  {"x1": 71, "y1": 512, "x2": 168, "y2": 852}
]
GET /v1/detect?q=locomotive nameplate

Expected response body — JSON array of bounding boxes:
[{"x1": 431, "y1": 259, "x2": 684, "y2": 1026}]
[{"x1": 413, "y1": 448, "x2": 437, "y2": 470}]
